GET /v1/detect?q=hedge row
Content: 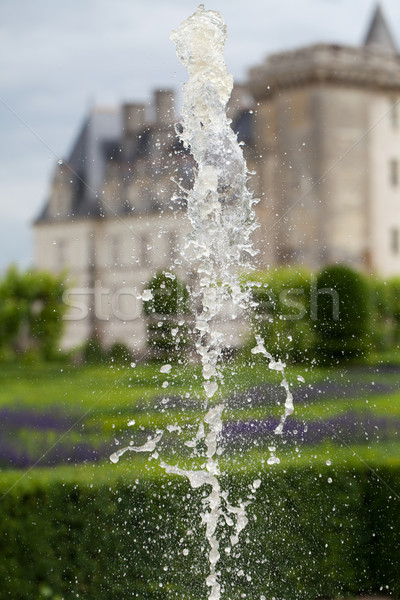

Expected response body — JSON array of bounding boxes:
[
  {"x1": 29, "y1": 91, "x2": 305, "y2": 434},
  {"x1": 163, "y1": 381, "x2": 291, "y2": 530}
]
[
  {"x1": 1, "y1": 461, "x2": 400, "y2": 599},
  {"x1": 246, "y1": 265, "x2": 400, "y2": 364},
  {"x1": 143, "y1": 272, "x2": 190, "y2": 359}
]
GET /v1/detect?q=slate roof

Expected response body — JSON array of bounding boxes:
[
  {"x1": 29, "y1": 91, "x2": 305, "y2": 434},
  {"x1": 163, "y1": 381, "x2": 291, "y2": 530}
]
[
  {"x1": 364, "y1": 3, "x2": 398, "y2": 53},
  {"x1": 35, "y1": 104, "x2": 255, "y2": 223}
]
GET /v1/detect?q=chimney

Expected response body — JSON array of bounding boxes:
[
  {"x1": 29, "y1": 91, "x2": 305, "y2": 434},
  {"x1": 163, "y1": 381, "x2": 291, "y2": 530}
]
[
  {"x1": 123, "y1": 103, "x2": 147, "y2": 136},
  {"x1": 154, "y1": 90, "x2": 175, "y2": 125}
]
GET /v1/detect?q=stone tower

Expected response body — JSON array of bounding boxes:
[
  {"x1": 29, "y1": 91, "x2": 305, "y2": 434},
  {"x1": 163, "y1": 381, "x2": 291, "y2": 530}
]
[{"x1": 248, "y1": 3, "x2": 400, "y2": 276}]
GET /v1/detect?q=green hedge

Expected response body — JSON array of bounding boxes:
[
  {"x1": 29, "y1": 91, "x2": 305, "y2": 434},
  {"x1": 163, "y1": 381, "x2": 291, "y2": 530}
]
[
  {"x1": 369, "y1": 277, "x2": 400, "y2": 352},
  {"x1": 1, "y1": 461, "x2": 400, "y2": 599},
  {"x1": 247, "y1": 268, "x2": 314, "y2": 362},
  {"x1": 0, "y1": 266, "x2": 66, "y2": 361},
  {"x1": 246, "y1": 265, "x2": 400, "y2": 364},
  {"x1": 314, "y1": 265, "x2": 369, "y2": 364},
  {"x1": 143, "y1": 272, "x2": 190, "y2": 360}
]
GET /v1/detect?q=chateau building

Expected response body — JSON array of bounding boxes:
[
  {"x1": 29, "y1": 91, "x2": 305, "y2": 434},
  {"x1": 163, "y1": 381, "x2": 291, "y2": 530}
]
[
  {"x1": 248, "y1": 4, "x2": 400, "y2": 274},
  {"x1": 34, "y1": 5, "x2": 400, "y2": 352}
]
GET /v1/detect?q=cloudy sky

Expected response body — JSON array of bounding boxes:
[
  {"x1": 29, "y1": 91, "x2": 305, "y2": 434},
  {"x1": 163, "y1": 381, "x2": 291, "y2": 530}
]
[{"x1": 1, "y1": 0, "x2": 399, "y2": 272}]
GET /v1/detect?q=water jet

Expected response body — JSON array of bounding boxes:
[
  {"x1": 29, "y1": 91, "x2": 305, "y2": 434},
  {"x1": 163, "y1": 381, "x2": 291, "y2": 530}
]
[{"x1": 111, "y1": 6, "x2": 293, "y2": 598}]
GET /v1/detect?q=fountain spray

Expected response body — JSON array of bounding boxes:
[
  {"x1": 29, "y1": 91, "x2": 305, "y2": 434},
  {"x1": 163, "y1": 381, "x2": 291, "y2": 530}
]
[{"x1": 111, "y1": 6, "x2": 293, "y2": 598}]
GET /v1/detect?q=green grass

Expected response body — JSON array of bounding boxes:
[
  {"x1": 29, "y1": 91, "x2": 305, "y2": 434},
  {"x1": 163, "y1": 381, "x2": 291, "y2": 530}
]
[
  {"x1": 2, "y1": 356, "x2": 400, "y2": 600},
  {"x1": 2, "y1": 354, "x2": 400, "y2": 472}
]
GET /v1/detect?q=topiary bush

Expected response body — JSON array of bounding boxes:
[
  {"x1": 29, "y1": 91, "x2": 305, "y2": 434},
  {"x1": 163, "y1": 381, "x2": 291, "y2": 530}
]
[
  {"x1": 108, "y1": 342, "x2": 133, "y2": 364},
  {"x1": 82, "y1": 338, "x2": 108, "y2": 364},
  {"x1": 246, "y1": 268, "x2": 314, "y2": 362},
  {"x1": 143, "y1": 272, "x2": 190, "y2": 360},
  {"x1": 0, "y1": 266, "x2": 66, "y2": 361},
  {"x1": 314, "y1": 264, "x2": 369, "y2": 365},
  {"x1": 387, "y1": 277, "x2": 400, "y2": 347}
]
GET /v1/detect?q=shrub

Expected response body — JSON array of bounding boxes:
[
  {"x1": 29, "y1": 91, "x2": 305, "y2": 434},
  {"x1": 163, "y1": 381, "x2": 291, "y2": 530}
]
[
  {"x1": 246, "y1": 268, "x2": 314, "y2": 362},
  {"x1": 0, "y1": 266, "x2": 66, "y2": 360},
  {"x1": 108, "y1": 342, "x2": 133, "y2": 364},
  {"x1": 368, "y1": 278, "x2": 394, "y2": 352},
  {"x1": 387, "y1": 277, "x2": 400, "y2": 345},
  {"x1": 143, "y1": 272, "x2": 190, "y2": 359},
  {"x1": 82, "y1": 338, "x2": 107, "y2": 364},
  {"x1": 314, "y1": 265, "x2": 369, "y2": 364}
]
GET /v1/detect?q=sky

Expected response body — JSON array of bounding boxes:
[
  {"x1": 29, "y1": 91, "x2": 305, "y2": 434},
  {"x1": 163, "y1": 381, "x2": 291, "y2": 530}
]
[{"x1": 1, "y1": 0, "x2": 399, "y2": 272}]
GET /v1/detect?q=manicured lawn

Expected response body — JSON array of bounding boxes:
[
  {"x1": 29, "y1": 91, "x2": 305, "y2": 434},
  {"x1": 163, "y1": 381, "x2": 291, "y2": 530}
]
[{"x1": 1, "y1": 355, "x2": 400, "y2": 470}]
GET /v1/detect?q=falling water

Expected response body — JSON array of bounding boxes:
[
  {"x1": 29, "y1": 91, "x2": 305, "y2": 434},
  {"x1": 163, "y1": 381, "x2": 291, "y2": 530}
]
[
  {"x1": 111, "y1": 5, "x2": 294, "y2": 599},
  {"x1": 167, "y1": 7, "x2": 262, "y2": 598},
  {"x1": 169, "y1": 5, "x2": 292, "y2": 599}
]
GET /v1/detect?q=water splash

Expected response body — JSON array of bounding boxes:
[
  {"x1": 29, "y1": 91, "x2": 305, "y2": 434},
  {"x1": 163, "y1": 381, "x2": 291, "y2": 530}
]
[
  {"x1": 109, "y1": 432, "x2": 163, "y2": 464},
  {"x1": 168, "y1": 7, "x2": 260, "y2": 597},
  {"x1": 168, "y1": 6, "x2": 293, "y2": 599},
  {"x1": 111, "y1": 5, "x2": 294, "y2": 598},
  {"x1": 171, "y1": 4, "x2": 258, "y2": 401},
  {"x1": 251, "y1": 334, "x2": 294, "y2": 435}
]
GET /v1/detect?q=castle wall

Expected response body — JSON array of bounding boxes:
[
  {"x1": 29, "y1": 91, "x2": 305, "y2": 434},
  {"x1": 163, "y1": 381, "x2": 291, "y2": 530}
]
[
  {"x1": 254, "y1": 86, "x2": 326, "y2": 269},
  {"x1": 369, "y1": 92, "x2": 400, "y2": 275},
  {"x1": 34, "y1": 213, "x2": 190, "y2": 353},
  {"x1": 34, "y1": 220, "x2": 94, "y2": 350},
  {"x1": 254, "y1": 84, "x2": 371, "y2": 271},
  {"x1": 34, "y1": 32, "x2": 400, "y2": 354},
  {"x1": 310, "y1": 85, "x2": 370, "y2": 267}
]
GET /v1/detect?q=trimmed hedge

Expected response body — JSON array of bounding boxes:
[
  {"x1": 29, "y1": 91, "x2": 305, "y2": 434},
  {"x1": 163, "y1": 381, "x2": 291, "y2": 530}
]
[
  {"x1": 248, "y1": 268, "x2": 314, "y2": 362},
  {"x1": 0, "y1": 267, "x2": 66, "y2": 361},
  {"x1": 1, "y1": 461, "x2": 400, "y2": 599},
  {"x1": 314, "y1": 265, "x2": 369, "y2": 364},
  {"x1": 143, "y1": 272, "x2": 190, "y2": 360},
  {"x1": 369, "y1": 277, "x2": 400, "y2": 352},
  {"x1": 247, "y1": 265, "x2": 400, "y2": 365}
]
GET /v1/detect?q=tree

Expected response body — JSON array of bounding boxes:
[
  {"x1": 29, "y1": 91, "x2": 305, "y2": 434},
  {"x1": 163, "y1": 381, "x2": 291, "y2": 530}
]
[{"x1": 0, "y1": 266, "x2": 66, "y2": 360}]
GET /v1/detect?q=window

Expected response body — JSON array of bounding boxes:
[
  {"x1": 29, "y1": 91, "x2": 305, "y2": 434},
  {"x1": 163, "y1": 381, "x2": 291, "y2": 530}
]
[
  {"x1": 55, "y1": 240, "x2": 66, "y2": 270},
  {"x1": 140, "y1": 234, "x2": 151, "y2": 267},
  {"x1": 167, "y1": 231, "x2": 179, "y2": 264},
  {"x1": 390, "y1": 159, "x2": 399, "y2": 187},
  {"x1": 110, "y1": 235, "x2": 119, "y2": 265},
  {"x1": 390, "y1": 98, "x2": 399, "y2": 129},
  {"x1": 390, "y1": 228, "x2": 399, "y2": 254}
]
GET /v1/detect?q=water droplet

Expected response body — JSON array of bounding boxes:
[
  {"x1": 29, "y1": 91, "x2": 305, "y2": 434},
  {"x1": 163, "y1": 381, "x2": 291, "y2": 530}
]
[
  {"x1": 141, "y1": 289, "x2": 153, "y2": 301},
  {"x1": 203, "y1": 381, "x2": 218, "y2": 398}
]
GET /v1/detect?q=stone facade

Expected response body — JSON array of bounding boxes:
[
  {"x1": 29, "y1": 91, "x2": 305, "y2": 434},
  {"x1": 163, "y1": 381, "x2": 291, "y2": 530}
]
[
  {"x1": 34, "y1": 91, "x2": 196, "y2": 352},
  {"x1": 34, "y1": 5, "x2": 400, "y2": 351},
  {"x1": 248, "y1": 34, "x2": 400, "y2": 275}
]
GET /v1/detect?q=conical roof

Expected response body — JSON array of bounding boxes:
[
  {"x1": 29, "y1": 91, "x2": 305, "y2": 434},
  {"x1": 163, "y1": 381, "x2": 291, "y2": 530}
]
[{"x1": 364, "y1": 3, "x2": 397, "y2": 53}]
